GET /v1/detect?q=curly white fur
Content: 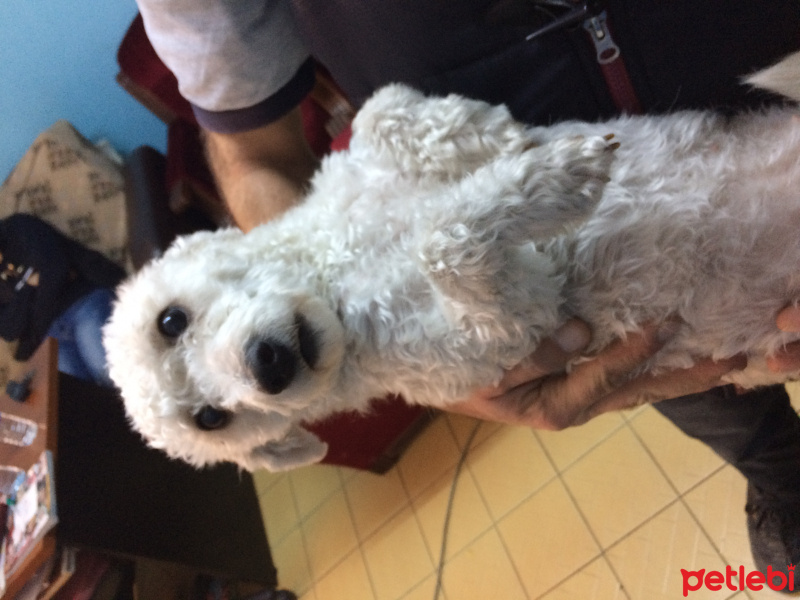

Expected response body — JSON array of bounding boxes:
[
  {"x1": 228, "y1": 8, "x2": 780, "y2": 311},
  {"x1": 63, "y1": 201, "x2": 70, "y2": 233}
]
[{"x1": 104, "y1": 52, "x2": 800, "y2": 472}]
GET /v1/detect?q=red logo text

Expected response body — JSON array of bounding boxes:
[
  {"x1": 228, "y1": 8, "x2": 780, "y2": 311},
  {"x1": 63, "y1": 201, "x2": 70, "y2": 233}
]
[{"x1": 681, "y1": 565, "x2": 795, "y2": 596}]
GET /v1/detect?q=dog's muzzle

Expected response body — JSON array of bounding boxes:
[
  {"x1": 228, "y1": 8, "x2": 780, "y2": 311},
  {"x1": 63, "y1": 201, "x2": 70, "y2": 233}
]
[
  {"x1": 245, "y1": 315, "x2": 319, "y2": 395},
  {"x1": 245, "y1": 337, "x2": 297, "y2": 395}
]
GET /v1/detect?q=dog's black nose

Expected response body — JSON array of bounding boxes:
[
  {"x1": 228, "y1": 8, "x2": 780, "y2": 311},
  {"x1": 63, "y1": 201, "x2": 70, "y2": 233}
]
[{"x1": 245, "y1": 337, "x2": 296, "y2": 395}]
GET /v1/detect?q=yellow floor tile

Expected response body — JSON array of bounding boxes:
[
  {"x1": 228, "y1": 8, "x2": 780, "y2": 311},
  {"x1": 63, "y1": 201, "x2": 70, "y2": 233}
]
[
  {"x1": 604, "y1": 501, "x2": 729, "y2": 600},
  {"x1": 466, "y1": 425, "x2": 556, "y2": 520},
  {"x1": 539, "y1": 556, "x2": 627, "y2": 600},
  {"x1": 444, "y1": 412, "x2": 502, "y2": 451},
  {"x1": 339, "y1": 465, "x2": 361, "y2": 484},
  {"x1": 272, "y1": 528, "x2": 315, "y2": 598},
  {"x1": 440, "y1": 527, "x2": 528, "y2": 600},
  {"x1": 619, "y1": 403, "x2": 652, "y2": 422},
  {"x1": 398, "y1": 574, "x2": 440, "y2": 600},
  {"x1": 682, "y1": 466, "x2": 753, "y2": 571},
  {"x1": 253, "y1": 469, "x2": 287, "y2": 496},
  {"x1": 300, "y1": 489, "x2": 360, "y2": 580},
  {"x1": 313, "y1": 548, "x2": 375, "y2": 600},
  {"x1": 561, "y1": 425, "x2": 677, "y2": 548},
  {"x1": 411, "y1": 465, "x2": 493, "y2": 562},
  {"x1": 343, "y1": 468, "x2": 410, "y2": 541},
  {"x1": 260, "y1": 474, "x2": 300, "y2": 545},
  {"x1": 497, "y1": 478, "x2": 601, "y2": 597},
  {"x1": 360, "y1": 507, "x2": 435, "y2": 600},
  {"x1": 628, "y1": 406, "x2": 725, "y2": 494},
  {"x1": 289, "y1": 464, "x2": 344, "y2": 520},
  {"x1": 786, "y1": 381, "x2": 800, "y2": 413},
  {"x1": 397, "y1": 416, "x2": 464, "y2": 500},
  {"x1": 535, "y1": 411, "x2": 626, "y2": 472}
]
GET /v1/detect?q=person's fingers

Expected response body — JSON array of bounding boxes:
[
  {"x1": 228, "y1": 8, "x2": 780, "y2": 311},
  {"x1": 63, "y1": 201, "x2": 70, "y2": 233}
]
[
  {"x1": 767, "y1": 341, "x2": 800, "y2": 372},
  {"x1": 555, "y1": 323, "x2": 663, "y2": 406},
  {"x1": 776, "y1": 304, "x2": 800, "y2": 332},
  {"x1": 767, "y1": 304, "x2": 800, "y2": 372},
  {"x1": 451, "y1": 321, "x2": 744, "y2": 431},
  {"x1": 492, "y1": 325, "x2": 663, "y2": 429},
  {"x1": 495, "y1": 319, "x2": 591, "y2": 390},
  {"x1": 446, "y1": 390, "x2": 532, "y2": 423},
  {"x1": 582, "y1": 353, "x2": 747, "y2": 424},
  {"x1": 450, "y1": 319, "x2": 592, "y2": 425}
]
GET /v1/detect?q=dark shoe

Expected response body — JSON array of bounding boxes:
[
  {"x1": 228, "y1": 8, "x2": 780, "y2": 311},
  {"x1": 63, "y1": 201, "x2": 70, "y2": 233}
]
[{"x1": 746, "y1": 482, "x2": 800, "y2": 595}]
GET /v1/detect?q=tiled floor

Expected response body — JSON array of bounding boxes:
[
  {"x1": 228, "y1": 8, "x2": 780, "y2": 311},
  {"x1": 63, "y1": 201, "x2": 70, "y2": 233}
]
[{"x1": 252, "y1": 385, "x2": 800, "y2": 600}]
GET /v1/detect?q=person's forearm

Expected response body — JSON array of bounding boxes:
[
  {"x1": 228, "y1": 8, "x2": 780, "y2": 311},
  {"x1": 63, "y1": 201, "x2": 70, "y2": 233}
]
[
  {"x1": 203, "y1": 107, "x2": 319, "y2": 231},
  {"x1": 210, "y1": 161, "x2": 309, "y2": 231}
]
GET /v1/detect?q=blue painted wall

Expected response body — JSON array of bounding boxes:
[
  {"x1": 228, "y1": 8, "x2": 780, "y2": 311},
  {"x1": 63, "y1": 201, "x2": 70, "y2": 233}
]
[{"x1": 0, "y1": 0, "x2": 167, "y2": 180}]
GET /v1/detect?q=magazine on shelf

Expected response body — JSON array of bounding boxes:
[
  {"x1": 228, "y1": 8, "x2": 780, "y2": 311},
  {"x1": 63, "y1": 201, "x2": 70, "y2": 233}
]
[{"x1": 0, "y1": 450, "x2": 58, "y2": 593}]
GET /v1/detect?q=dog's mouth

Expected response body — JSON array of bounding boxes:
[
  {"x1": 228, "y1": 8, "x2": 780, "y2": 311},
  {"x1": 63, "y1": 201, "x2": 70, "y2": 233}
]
[{"x1": 295, "y1": 313, "x2": 319, "y2": 369}]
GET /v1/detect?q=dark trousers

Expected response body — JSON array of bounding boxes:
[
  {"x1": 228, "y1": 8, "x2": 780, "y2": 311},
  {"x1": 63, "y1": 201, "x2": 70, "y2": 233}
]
[{"x1": 656, "y1": 385, "x2": 800, "y2": 503}]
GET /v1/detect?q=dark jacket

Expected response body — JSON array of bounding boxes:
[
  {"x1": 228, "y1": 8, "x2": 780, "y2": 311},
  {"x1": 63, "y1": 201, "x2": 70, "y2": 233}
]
[
  {"x1": 0, "y1": 213, "x2": 126, "y2": 360},
  {"x1": 290, "y1": 0, "x2": 800, "y2": 122}
]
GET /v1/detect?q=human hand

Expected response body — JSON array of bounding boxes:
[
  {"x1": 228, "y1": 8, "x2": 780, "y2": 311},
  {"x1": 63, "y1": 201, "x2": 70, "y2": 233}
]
[
  {"x1": 767, "y1": 304, "x2": 800, "y2": 372},
  {"x1": 448, "y1": 320, "x2": 747, "y2": 430}
]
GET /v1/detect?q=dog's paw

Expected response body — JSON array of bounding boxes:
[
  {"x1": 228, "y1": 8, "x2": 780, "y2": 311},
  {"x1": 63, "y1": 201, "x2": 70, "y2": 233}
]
[
  {"x1": 479, "y1": 134, "x2": 616, "y2": 237},
  {"x1": 545, "y1": 133, "x2": 617, "y2": 199},
  {"x1": 352, "y1": 84, "x2": 530, "y2": 181},
  {"x1": 513, "y1": 133, "x2": 617, "y2": 226}
]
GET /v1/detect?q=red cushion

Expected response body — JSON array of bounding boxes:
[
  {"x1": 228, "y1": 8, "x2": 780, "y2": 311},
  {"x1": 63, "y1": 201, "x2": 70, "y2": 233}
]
[{"x1": 306, "y1": 396, "x2": 428, "y2": 472}]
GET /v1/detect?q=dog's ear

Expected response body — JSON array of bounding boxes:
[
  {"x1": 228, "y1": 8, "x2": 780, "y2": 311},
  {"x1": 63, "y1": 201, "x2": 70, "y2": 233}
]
[{"x1": 248, "y1": 425, "x2": 329, "y2": 472}]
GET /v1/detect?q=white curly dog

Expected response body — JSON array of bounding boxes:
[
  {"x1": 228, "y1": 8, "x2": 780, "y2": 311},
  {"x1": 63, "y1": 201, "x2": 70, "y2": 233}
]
[{"x1": 104, "y1": 52, "x2": 800, "y2": 472}]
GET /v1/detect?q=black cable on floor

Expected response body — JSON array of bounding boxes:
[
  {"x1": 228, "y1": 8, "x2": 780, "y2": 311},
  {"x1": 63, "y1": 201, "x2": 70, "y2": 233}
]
[{"x1": 433, "y1": 419, "x2": 482, "y2": 600}]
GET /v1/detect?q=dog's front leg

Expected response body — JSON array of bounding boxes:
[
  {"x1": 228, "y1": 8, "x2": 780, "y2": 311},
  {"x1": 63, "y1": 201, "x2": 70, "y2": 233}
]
[
  {"x1": 351, "y1": 84, "x2": 532, "y2": 181},
  {"x1": 419, "y1": 135, "x2": 617, "y2": 340}
]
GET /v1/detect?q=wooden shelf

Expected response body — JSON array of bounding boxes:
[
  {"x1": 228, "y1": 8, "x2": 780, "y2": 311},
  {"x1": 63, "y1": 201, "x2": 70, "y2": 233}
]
[{"x1": 0, "y1": 339, "x2": 60, "y2": 598}]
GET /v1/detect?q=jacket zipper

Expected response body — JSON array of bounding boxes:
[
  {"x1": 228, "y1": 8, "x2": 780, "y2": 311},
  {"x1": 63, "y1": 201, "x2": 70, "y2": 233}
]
[
  {"x1": 582, "y1": 11, "x2": 642, "y2": 114},
  {"x1": 525, "y1": 2, "x2": 643, "y2": 114}
]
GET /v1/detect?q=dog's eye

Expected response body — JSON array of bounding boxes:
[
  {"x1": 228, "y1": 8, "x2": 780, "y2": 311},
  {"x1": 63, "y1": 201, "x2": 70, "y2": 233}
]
[
  {"x1": 194, "y1": 406, "x2": 231, "y2": 431},
  {"x1": 158, "y1": 306, "x2": 189, "y2": 338}
]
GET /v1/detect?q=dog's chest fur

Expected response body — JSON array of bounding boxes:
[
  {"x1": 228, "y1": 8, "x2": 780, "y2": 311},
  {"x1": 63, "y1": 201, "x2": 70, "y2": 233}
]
[
  {"x1": 270, "y1": 105, "x2": 800, "y2": 407},
  {"x1": 552, "y1": 110, "x2": 800, "y2": 375}
]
